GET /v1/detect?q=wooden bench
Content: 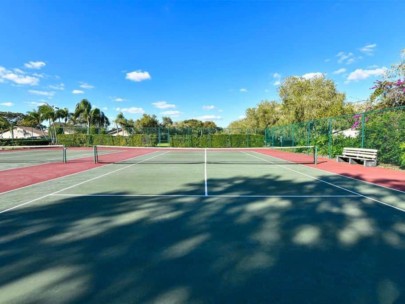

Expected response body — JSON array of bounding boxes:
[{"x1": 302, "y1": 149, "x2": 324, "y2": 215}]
[{"x1": 336, "y1": 147, "x2": 378, "y2": 167}]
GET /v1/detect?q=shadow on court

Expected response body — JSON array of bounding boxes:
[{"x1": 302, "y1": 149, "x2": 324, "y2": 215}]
[{"x1": 1, "y1": 173, "x2": 405, "y2": 303}]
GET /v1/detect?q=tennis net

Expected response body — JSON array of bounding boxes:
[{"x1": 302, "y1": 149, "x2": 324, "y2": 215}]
[
  {"x1": 0, "y1": 145, "x2": 66, "y2": 163},
  {"x1": 93, "y1": 145, "x2": 318, "y2": 165}
]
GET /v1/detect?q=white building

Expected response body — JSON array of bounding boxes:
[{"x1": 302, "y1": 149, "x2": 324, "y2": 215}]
[
  {"x1": 0, "y1": 126, "x2": 47, "y2": 139},
  {"x1": 108, "y1": 128, "x2": 130, "y2": 136}
]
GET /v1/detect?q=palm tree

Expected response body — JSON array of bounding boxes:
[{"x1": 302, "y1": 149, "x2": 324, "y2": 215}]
[
  {"x1": 74, "y1": 99, "x2": 92, "y2": 134},
  {"x1": 0, "y1": 116, "x2": 11, "y2": 139},
  {"x1": 0, "y1": 116, "x2": 9, "y2": 130},
  {"x1": 56, "y1": 108, "x2": 70, "y2": 124},
  {"x1": 24, "y1": 109, "x2": 47, "y2": 136},
  {"x1": 114, "y1": 112, "x2": 127, "y2": 131},
  {"x1": 90, "y1": 108, "x2": 110, "y2": 132},
  {"x1": 38, "y1": 104, "x2": 58, "y2": 142}
]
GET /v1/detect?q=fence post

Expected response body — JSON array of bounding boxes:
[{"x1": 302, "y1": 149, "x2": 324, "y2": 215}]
[
  {"x1": 361, "y1": 113, "x2": 365, "y2": 148},
  {"x1": 292, "y1": 124, "x2": 295, "y2": 146},
  {"x1": 307, "y1": 121, "x2": 311, "y2": 146},
  {"x1": 328, "y1": 118, "x2": 332, "y2": 158}
]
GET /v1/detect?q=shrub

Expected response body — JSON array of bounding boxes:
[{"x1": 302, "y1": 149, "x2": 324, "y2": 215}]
[{"x1": 400, "y1": 143, "x2": 405, "y2": 169}]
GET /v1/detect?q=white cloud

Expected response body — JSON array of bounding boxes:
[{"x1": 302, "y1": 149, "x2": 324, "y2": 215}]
[
  {"x1": 116, "y1": 107, "x2": 145, "y2": 114},
  {"x1": 26, "y1": 101, "x2": 47, "y2": 107},
  {"x1": 24, "y1": 61, "x2": 46, "y2": 69},
  {"x1": 114, "y1": 97, "x2": 125, "y2": 102},
  {"x1": 333, "y1": 68, "x2": 347, "y2": 75},
  {"x1": 195, "y1": 115, "x2": 222, "y2": 122},
  {"x1": 0, "y1": 102, "x2": 13, "y2": 107},
  {"x1": 346, "y1": 67, "x2": 387, "y2": 82},
  {"x1": 203, "y1": 105, "x2": 215, "y2": 110},
  {"x1": 153, "y1": 101, "x2": 176, "y2": 109},
  {"x1": 72, "y1": 89, "x2": 84, "y2": 94},
  {"x1": 126, "y1": 70, "x2": 151, "y2": 82},
  {"x1": 240, "y1": 88, "x2": 248, "y2": 93},
  {"x1": 0, "y1": 66, "x2": 39, "y2": 85},
  {"x1": 302, "y1": 72, "x2": 324, "y2": 80},
  {"x1": 238, "y1": 115, "x2": 246, "y2": 119},
  {"x1": 80, "y1": 82, "x2": 94, "y2": 89},
  {"x1": 161, "y1": 110, "x2": 181, "y2": 117},
  {"x1": 49, "y1": 83, "x2": 65, "y2": 90},
  {"x1": 336, "y1": 52, "x2": 357, "y2": 65},
  {"x1": 273, "y1": 73, "x2": 281, "y2": 86},
  {"x1": 28, "y1": 90, "x2": 55, "y2": 98},
  {"x1": 360, "y1": 44, "x2": 377, "y2": 55}
]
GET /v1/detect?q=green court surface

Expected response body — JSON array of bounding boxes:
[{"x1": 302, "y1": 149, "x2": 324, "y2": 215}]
[
  {"x1": 0, "y1": 146, "x2": 94, "y2": 170},
  {"x1": 1, "y1": 150, "x2": 405, "y2": 303}
]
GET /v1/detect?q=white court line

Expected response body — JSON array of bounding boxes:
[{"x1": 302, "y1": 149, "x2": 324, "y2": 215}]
[
  {"x1": 244, "y1": 151, "x2": 405, "y2": 213},
  {"x1": 0, "y1": 151, "x2": 170, "y2": 214},
  {"x1": 0, "y1": 149, "x2": 164, "y2": 196},
  {"x1": 313, "y1": 162, "x2": 405, "y2": 194},
  {"x1": 51, "y1": 193, "x2": 360, "y2": 198}
]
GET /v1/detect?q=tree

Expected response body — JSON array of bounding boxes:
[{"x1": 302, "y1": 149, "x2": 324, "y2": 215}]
[
  {"x1": 74, "y1": 99, "x2": 92, "y2": 134},
  {"x1": 370, "y1": 49, "x2": 405, "y2": 108},
  {"x1": 175, "y1": 119, "x2": 204, "y2": 129},
  {"x1": 21, "y1": 109, "x2": 47, "y2": 136},
  {"x1": 114, "y1": 112, "x2": 132, "y2": 134},
  {"x1": 202, "y1": 121, "x2": 218, "y2": 129},
  {"x1": 90, "y1": 108, "x2": 110, "y2": 129},
  {"x1": 279, "y1": 76, "x2": 348, "y2": 123},
  {"x1": 228, "y1": 100, "x2": 282, "y2": 130},
  {"x1": 135, "y1": 114, "x2": 159, "y2": 129},
  {"x1": 161, "y1": 116, "x2": 173, "y2": 128},
  {"x1": 114, "y1": 112, "x2": 127, "y2": 128},
  {"x1": 38, "y1": 104, "x2": 56, "y2": 127},
  {"x1": 0, "y1": 111, "x2": 26, "y2": 129},
  {"x1": 56, "y1": 108, "x2": 70, "y2": 124},
  {"x1": 228, "y1": 118, "x2": 249, "y2": 130}
]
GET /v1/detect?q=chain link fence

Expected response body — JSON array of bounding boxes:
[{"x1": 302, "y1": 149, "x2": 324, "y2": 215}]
[{"x1": 265, "y1": 106, "x2": 405, "y2": 166}]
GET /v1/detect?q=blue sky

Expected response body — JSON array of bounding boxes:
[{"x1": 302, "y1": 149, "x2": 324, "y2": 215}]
[{"x1": 0, "y1": 0, "x2": 404, "y2": 127}]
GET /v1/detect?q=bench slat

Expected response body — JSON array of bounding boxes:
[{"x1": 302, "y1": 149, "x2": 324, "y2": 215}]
[{"x1": 337, "y1": 147, "x2": 378, "y2": 167}]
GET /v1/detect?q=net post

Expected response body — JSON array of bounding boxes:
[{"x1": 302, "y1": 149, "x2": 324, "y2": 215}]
[
  {"x1": 63, "y1": 146, "x2": 67, "y2": 163},
  {"x1": 93, "y1": 145, "x2": 98, "y2": 163}
]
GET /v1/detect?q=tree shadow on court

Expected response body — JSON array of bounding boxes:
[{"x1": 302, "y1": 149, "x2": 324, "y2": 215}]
[
  {"x1": 1, "y1": 172, "x2": 405, "y2": 303},
  {"x1": 335, "y1": 172, "x2": 405, "y2": 192}
]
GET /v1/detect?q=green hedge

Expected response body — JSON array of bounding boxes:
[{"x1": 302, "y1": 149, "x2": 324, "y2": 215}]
[
  {"x1": 170, "y1": 134, "x2": 264, "y2": 148},
  {"x1": 56, "y1": 133, "x2": 265, "y2": 148},
  {"x1": 56, "y1": 134, "x2": 158, "y2": 147},
  {"x1": 400, "y1": 143, "x2": 405, "y2": 169},
  {"x1": 0, "y1": 138, "x2": 51, "y2": 146}
]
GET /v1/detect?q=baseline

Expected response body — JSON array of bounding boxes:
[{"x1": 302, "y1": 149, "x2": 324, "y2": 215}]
[{"x1": 0, "y1": 151, "x2": 170, "y2": 214}]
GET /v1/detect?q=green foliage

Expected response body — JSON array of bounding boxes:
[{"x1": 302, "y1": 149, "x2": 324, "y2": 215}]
[
  {"x1": 0, "y1": 111, "x2": 26, "y2": 126},
  {"x1": 266, "y1": 106, "x2": 405, "y2": 166},
  {"x1": 279, "y1": 76, "x2": 348, "y2": 123},
  {"x1": 400, "y1": 142, "x2": 405, "y2": 169},
  {"x1": 370, "y1": 50, "x2": 405, "y2": 108},
  {"x1": 364, "y1": 109, "x2": 405, "y2": 165},
  {"x1": 57, "y1": 134, "x2": 158, "y2": 147},
  {"x1": 135, "y1": 114, "x2": 159, "y2": 129},
  {"x1": 0, "y1": 138, "x2": 51, "y2": 146},
  {"x1": 229, "y1": 100, "x2": 281, "y2": 130},
  {"x1": 228, "y1": 77, "x2": 352, "y2": 130},
  {"x1": 170, "y1": 133, "x2": 264, "y2": 148},
  {"x1": 57, "y1": 134, "x2": 91, "y2": 147}
]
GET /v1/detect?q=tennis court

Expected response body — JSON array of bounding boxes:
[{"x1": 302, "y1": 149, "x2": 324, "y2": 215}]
[{"x1": 1, "y1": 147, "x2": 405, "y2": 303}]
